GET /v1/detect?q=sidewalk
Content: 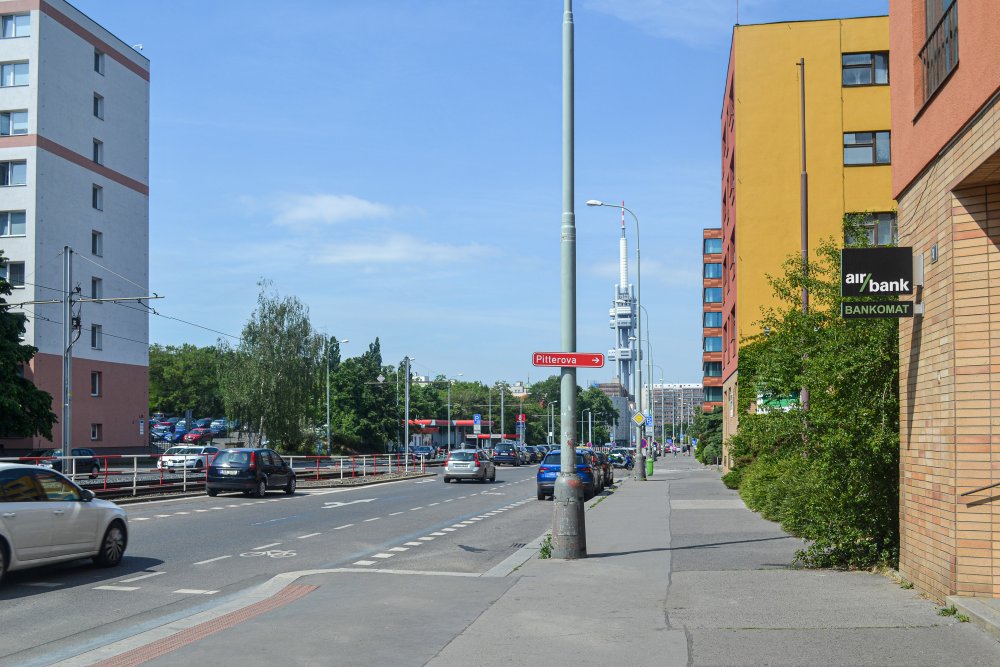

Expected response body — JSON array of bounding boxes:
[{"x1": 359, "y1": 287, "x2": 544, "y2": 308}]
[{"x1": 49, "y1": 459, "x2": 1000, "y2": 667}]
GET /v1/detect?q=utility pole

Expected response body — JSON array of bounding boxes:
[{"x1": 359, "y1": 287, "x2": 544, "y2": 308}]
[
  {"x1": 553, "y1": 0, "x2": 585, "y2": 559},
  {"x1": 61, "y1": 246, "x2": 73, "y2": 457},
  {"x1": 404, "y1": 356, "x2": 412, "y2": 472},
  {"x1": 797, "y1": 57, "x2": 810, "y2": 411},
  {"x1": 499, "y1": 382, "x2": 505, "y2": 439}
]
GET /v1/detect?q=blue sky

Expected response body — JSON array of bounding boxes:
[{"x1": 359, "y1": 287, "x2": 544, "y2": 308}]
[{"x1": 72, "y1": 0, "x2": 887, "y2": 387}]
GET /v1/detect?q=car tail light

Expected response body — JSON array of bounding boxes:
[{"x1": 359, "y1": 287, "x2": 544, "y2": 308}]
[
  {"x1": 580, "y1": 466, "x2": 592, "y2": 474},
  {"x1": 249, "y1": 451, "x2": 257, "y2": 471},
  {"x1": 445, "y1": 454, "x2": 451, "y2": 465},
  {"x1": 539, "y1": 466, "x2": 551, "y2": 473},
  {"x1": 473, "y1": 453, "x2": 480, "y2": 466}
]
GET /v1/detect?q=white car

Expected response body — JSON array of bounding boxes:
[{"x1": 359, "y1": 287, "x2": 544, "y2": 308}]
[
  {"x1": 0, "y1": 463, "x2": 128, "y2": 585},
  {"x1": 157, "y1": 446, "x2": 220, "y2": 471}
]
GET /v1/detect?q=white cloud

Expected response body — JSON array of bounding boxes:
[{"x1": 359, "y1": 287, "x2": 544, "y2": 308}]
[
  {"x1": 310, "y1": 234, "x2": 491, "y2": 266},
  {"x1": 584, "y1": 0, "x2": 770, "y2": 45},
  {"x1": 250, "y1": 193, "x2": 393, "y2": 226}
]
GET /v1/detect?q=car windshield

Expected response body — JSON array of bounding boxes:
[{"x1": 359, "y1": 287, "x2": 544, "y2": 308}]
[
  {"x1": 213, "y1": 450, "x2": 252, "y2": 465},
  {"x1": 165, "y1": 447, "x2": 197, "y2": 456},
  {"x1": 449, "y1": 451, "x2": 479, "y2": 461}
]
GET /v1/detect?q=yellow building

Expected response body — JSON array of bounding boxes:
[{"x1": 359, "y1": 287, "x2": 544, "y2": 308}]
[{"x1": 719, "y1": 17, "x2": 895, "y2": 458}]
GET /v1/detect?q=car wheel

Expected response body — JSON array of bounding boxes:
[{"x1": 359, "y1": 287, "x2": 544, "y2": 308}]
[
  {"x1": 0, "y1": 539, "x2": 7, "y2": 586},
  {"x1": 443, "y1": 477, "x2": 451, "y2": 483},
  {"x1": 490, "y1": 471, "x2": 496, "y2": 482},
  {"x1": 195, "y1": 459, "x2": 204, "y2": 470},
  {"x1": 93, "y1": 521, "x2": 127, "y2": 567},
  {"x1": 207, "y1": 488, "x2": 219, "y2": 497},
  {"x1": 254, "y1": 478, "x2": 267, "y2": 498},
  {"x1": 284, "y1": 476, "x2": 296, "y2": 495},
  {"x1": 90, "y1": 463, "x2": 100, "y2": 478},
  {"x1": 537, "y1": 490, "x2": 546, "y2": 500}
]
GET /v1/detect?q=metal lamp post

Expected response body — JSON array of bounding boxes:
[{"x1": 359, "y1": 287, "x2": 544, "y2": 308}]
[
  {"x1": 326, "y1": 339, "x2": 349, "y2": 456},
  {"x1": 447, "y1": 373, "x2": 463, "y2": 452},
  {"x1": 588, "y1": 199, "x2": 644, "y2": 480}
]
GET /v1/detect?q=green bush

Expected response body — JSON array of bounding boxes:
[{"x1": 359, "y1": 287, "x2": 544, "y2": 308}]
[{"x1": 721, "y1": 467, "x2": 743, "y2": 489}]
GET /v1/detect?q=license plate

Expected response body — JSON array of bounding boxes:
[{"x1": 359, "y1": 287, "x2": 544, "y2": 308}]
[{"x1": 221, "y1": 469, "x2": 239, "y2": 476}]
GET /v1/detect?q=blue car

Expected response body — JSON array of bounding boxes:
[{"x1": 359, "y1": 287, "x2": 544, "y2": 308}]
[{"x1": 536, "y1": 449, "x2": 597, "y2": 501}]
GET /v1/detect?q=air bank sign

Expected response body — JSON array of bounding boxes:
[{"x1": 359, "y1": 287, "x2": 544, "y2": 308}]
[{"x1": 841, "y1": 247, "x2": 914, "y2": 319}]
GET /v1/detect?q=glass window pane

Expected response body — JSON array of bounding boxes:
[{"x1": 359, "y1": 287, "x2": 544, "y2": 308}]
[
  {"x1": 1, "y1": 113, "x2": 8, "y2": 136},
  {"x1": 1, "y1": 64, "x2": 10, "y2": 86},
  {"x1": 2, "y1": 17, "x2": 13, "y2": 38},
  {"x1": 704, "y1": 337, "x2": 722, "y2": 352},
  {"x1": 844, "y1": 132, "x2": 872, "y2": 145},
  {"x1": 11, "y1": 110, "x2": 26, "y2": 134},
  {"x1": 845, "y1": 146, "x2": 872, "y2": 165},
  {"x1": 875, "y1": 132, "x2": 891, "y2": 163},
  {"x1": 842, "y1": 53, "x2": 872, "y2": 66},
  {"x1": 10, "y1": 161, "x2": 25, "y2": 184},
  {"x1": 10, "y1": 211, "x2": 25, "y2": 234},
  {"x1": 704, "y1": 312, "x2": 722, "y2": 328},
  {"x1": 704, "y1": 288, "x2": 722, "y2": 303},
  {"x1": 704, "y1": 238, "x2": 722, "y2": 254},
  {"x1": 13, "y1": 62, "x2": 27, "y2": 85},
  {"x1": 704, "y1": 263, "x2": 722, "y2": 278},
  {"x1": 874, "y1": 53, "x2": 888, "y2": 83},
  {"x1": 15, "y1": 15, "x2": 29, "y2": 37},
  {"x1": 9, "y1": 262, "x2": 24, "y2": 286},
  {"x1": 842, "y1": 67, "x2": 871, "y2": 86}
]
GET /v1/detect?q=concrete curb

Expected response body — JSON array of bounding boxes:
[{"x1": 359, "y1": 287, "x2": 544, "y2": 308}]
[{"x1": 946, "y1": 595, "x2": 1000, "y2": 641}]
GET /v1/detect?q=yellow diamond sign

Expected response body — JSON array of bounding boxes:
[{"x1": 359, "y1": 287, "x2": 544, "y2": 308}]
[{"x1": 632, "y1": 411, "x2": 646, "y2": 427}]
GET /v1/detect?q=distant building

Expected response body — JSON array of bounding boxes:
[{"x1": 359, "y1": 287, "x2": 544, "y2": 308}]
[
  {"x1": 596, "y1": 381, "x2": 630, "y2": 445},
  {"x1": 644, "y1": 383, "x2": 702, "y2": 444},
  {"x1": 702, "y1": 228, "x2": 722, "y2": 411},
  {"x1": 890, "y1": 0, "x2": 1000, "y2": 604},
  {"x1": 720, "y1": 16, "x2": 894, "y2": 464},
  {"x1": 0, "y1": 0, "x2": 150, "y2": 452}
]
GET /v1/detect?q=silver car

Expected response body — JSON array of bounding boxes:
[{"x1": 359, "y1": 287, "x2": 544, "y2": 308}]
[
  {"x1": 443, "y1": 449, "x2": 496, "y2": 483},
  {"x1": 0, "y1": 463, "x2": 128, "y2": 585}
]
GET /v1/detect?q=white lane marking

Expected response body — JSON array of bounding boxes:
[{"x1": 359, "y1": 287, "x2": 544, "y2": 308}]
[
  {"x1": 94, "y1": 585, "x2": 139, "y2": 592},
  {"x1": 371, "y1": 553, "x2": 394, "y2": 559},
  {"x1": 194, "y1": 509, "x2": 209, "y2": 513},
  {"x1": 119, "y1": 571, "x2": 165, "y2": 583},
  {"x1": 460, "y1": 521, "x2": 475, "y2": 525},
  {"x1": 389, "y1": 547, "x2": 408, "y2": 552},
  {"x1": 241, "y1": 503, "x2": 254, "y2": 506},
  {"x1": 404, "y1": 541, "x2": 423, "y2": 546},
  {"x1": 430, "y1": 532, "x2": 447, "y2": 536},
  {"x1": 354, "y1": 560, "x2": 376, "y2": 566},
  {"x1": 444, "y1": 499, "x2": 454, "y2": 502},
  {"x1": 450, "y1": 524, "x2": 466, "y2": 528},
  {"x1": 23, "y1": 582, "x2": 62, "y2": 588},
  {"x1": 173, "y1": 512, "x2": 191, "y2": 515},
  {"x1": 458, "y1": 496, "x2": 467, "y2": 499},
  {"x1": 226, "y1": 505, "x2": 240, "y2": 508},
  {"x1": 194, "y1": 555, "x2": 232, "y2": 565},
  {"x1": 211, "y1": 507, "x2": 225, "y2": 510},
  {"x1": 252, "y1": 542, "x2": 282, "y2": 550},
  {"x1": 429, "y1": 502, "x2": 440, "y2": 506},
  {"x1": 298, "y1": 533, "x2": 321, "y2": 539},
  {"x1": 324, "y1": 498, "x2": 377, "y2": 509},
  {"x1": 334, "y1": 524, "x2": 353, "y2": 530},
  {"x1": 414, "y1": 479, "x2": 434, "y2": 484},
  {"x1": 133, "y1": 517, "x2": 151, "y2": 521},
  {"x1": 442, "y1": 528, "x2": 457, "y2": 532},
  {"x1": 174, "y1": 589, "x2": 219, "y2": 595},
  {"x1": 409, "y1": 507, "x2": 423, "y2": 511},
  {"x1": 364, "y1": 517, "x2": 380, "y2": 522},
  {"x1": 154, "y1": 514, "x2": 171, "y2": 518},
  {"x1": 267, "y1": 499, "x2": 282, "y2": 503},
  {"x1": 389, "y1": 512, "x2": 404, "y2": 516},
  {"x1": 418, "y1": 537, "x2": 435, "y2": 541}
]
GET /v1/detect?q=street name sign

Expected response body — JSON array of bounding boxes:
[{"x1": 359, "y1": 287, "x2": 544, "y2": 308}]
[{"x1": 532, "y1": 352, "x2": 605, "y2": 368}]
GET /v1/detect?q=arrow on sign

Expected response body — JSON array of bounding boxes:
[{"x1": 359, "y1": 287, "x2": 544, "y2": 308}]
[{"x1": 323, "y1": 498, "x2": 378, "y2": 509}]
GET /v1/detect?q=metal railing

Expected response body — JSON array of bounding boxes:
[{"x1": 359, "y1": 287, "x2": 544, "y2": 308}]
[{"x1": 920, "y1": 0, "x2": 958, "y2": 102}]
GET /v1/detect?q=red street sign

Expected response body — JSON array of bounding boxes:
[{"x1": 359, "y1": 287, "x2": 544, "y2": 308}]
[
  {"x1": 532, "y1": 352, "x2": 605, "y2": 368},
  {"x1": 516, "y1": 413, "x2": 526, "y2": 423}
]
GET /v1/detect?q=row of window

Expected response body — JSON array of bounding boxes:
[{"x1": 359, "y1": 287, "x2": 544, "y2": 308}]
[{"x1": 1, "y1": 159, "x2": 108, "y2": 211}]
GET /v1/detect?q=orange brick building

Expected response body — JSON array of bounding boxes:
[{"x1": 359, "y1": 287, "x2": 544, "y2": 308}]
[
  {"x1": 702, "y1": 228, "x2": 723, "y2": 411},
  {"x1": 891, "y1": 0, "x2": 1000, "y2": 602}
]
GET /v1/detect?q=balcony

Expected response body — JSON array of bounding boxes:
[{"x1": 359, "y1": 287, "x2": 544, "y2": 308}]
[{"x1": 920, "y1": 0, "x2": 958, "y2": 102}]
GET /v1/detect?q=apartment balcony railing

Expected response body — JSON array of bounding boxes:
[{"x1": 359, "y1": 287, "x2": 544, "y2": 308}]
[{"x1": 919, "y1": 0, "x2": 958, "y2": 102}]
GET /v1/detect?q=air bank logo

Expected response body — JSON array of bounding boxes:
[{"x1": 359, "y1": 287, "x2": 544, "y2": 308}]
[
  {"x1": 843, "y1": 272, "x2": 911, "y2": 294},
  {"x1": 841, "y1": 248, "x2": 914, "y2": 297}
]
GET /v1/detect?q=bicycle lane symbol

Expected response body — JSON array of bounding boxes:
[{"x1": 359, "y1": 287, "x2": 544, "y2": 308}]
[{"x1": 240, "y1": 549, "x2": 296, "y2": 558}]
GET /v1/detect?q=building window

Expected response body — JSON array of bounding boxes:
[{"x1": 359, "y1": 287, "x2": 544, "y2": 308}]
[
  {"x1": 921, "y1": 0, "x2": 958, "y2": 101},
  {"x1": 0, "y1": 210, "x2": 25, "y2": 236},
  {"x1": 92, "y1": 139, "x2": 103, "y2": 164},
  {"x1": 704, "y1": 287, "x2": 722, "y2": 304},
  {"x1": 0, "y1": 110, "x2": 27, "y2": 135},
  {"x1": 91, "y1": 324, "x2": 102, "y2": 350},
  {"x1": 728, "y1": 388, "x2": 734, "y2": 417},
  {"x1": 94, "y1": 50, "x2": 105, "y2": 75},
  {"x1": 90, "y1": 423, "x2": 102, "y2": 441},
  {"x1": 704, "y1": 361, "x2": 722, "y2": 377},
  {"x1": 92, "y1": 185, "x2": 103, "y2": 210},
  {"x1": 844, "y1": 131, "x2": 890, "y2": 165},
  {"x1": 704, "y1": 336, "x2": 722, "y2": 353},
  {"x1": 704, "y1": 386, "x2": 722, "y2": 403},
  {"x1": 91, "y1": 276, "x2": 102, "y2": 301},
  {"x1": 842, "y1": 52, "x2": 889, "y2": 86},
  {"x1": 91, "y1": 230, "x2": 103, "y2": 256},
  {"x1": 93, "y1": 94, "x2": 104, "y2": 119},
  {"x1": 703, "y1": 238, "x2": 722, "y2": 254},
  {"x1": 0, "y1": 62, "x2": 28, "y2": 87},
  {"x1": 90, "y1": 371, "x2": 102, "y2": 397},
  {"x1": 0, "y1": 260, "x2": 25, "y2": 287},
  {"x1": 704, "y1": 263, "x2": 722, "y2": 279},
  {"x1": 1, "y1": 160, "x2": 26, "y2": 186},
  {"x1": 704, "y1": 311, "x2": 722, "y2": 328},
  {"x1": 1, "y1": 14, "x2": 30, "y2": 38},
  {"x1": 848, "y1": 212, "x2": 898, "y2": 247}
]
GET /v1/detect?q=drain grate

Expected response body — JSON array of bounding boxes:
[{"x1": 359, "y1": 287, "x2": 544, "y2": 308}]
[{"x1": 511, "y1": 542, "x2": 527, "y2": 549}]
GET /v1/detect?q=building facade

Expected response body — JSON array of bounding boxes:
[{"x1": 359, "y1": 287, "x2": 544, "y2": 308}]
[
  {"x1": 702, "y1": 228, "x2": 723, "y2": 411},
  {"x1": 890, "y1": 0, "x2": 1000, "y2": 602},
  {"x1": 720, "y1": 16, "x2": 895, "y2": 461},
  {"x1": 0, "y1": 0, "x2": 149, "y2": 451},
  {"x1": 644, "y1": 383, "x2": 702, "y2": 444}
]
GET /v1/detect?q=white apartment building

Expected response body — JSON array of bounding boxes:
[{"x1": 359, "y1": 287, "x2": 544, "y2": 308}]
[{"x1": 0, "y1": 0, "x2": 148, "y2": 451}]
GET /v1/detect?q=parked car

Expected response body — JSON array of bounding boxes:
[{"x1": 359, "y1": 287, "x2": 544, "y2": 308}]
[
  {"x1": 194, "y1": 418, "x2": 213, "y2": 429},
  {"x1": 157, "y1": 446, "x2": 220, "y2": 471},
  {"x1": 442, "y1": 449, "x2": 496, "y2": 483},
  {"x1": 209, "y1": 419, "x2": 228, "y2": 437},
  {"x1": 205, "y1": 448, "x2": 296, "y2": 497},
  {"x1": 0, "y1": 463, "x2": 128, "y2": 585},
  {"x1": 492, "y1": 442, "x2": 522, "y2": 466},
  {"x1": 536, "y1": 449, "x2": 597, "y2": 501},
  {"x1": 183, "y1": 428, "x2": 215, "y2": 444},
  {"x1": 595, "y1": 451, "x2": 613, "y2": 488},
  {"x1": 23, "y1": 448, "x2": 102, "y2": 477},
  {"x1": 525, "y1": 445, "x2": 546, "y2": 463}
]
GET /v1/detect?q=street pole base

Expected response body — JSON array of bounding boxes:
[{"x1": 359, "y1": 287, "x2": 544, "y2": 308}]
[
  {"x1": 635, "y1": 454, "x2": 647, "y2": 481},
  {"x1": 552, "y1": 473, "x2": 587, "y2": 559}
]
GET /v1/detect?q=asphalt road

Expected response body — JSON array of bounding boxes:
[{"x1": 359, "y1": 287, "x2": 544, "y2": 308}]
[{"x1": 0, "y1": 464, "x2": 549, "y2": 667}]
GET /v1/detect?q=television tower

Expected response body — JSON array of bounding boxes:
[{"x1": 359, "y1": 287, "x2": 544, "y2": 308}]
[{"x1": 608, "y1": 202, "x2": 638, "y2": 397}]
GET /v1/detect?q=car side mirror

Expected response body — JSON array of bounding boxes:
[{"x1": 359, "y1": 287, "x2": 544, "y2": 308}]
[{"x1": 81, "y1": 489, "x2": 95, "y2": 502}]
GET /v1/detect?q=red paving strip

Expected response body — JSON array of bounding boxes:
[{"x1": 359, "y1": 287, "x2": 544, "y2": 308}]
[{"x1": 91, "y1": 584, "x2": 318, "y2": 667}]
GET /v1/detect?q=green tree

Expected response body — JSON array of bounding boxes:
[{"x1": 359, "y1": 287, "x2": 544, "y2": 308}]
[
  {"x1": 0, "y1": 251, "x2": 57, "y2": 440},
  {"x1": 327, "y1": 339, "x2": 396, "y2": 452},
  {"x1": 727, "y1": 215, "x2": 900, "y2": 569},
  {"x1": 218, "y1": 282, "x2": 324, "y2": 450},
  {"x1": 148, "y1": 344, "x2": 225, "y2": 417},
  {"x1": 691, "y1": 406, "x2": 723, "y2": 464}
]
